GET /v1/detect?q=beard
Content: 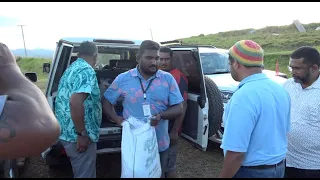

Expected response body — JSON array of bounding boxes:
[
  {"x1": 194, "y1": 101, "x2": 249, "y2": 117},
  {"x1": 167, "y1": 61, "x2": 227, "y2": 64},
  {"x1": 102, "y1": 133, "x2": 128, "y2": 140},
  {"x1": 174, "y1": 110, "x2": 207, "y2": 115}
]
[
  {"x1": 293, "y1": 72, "x2": 310, "y2": 84},
  {"x1": 140, "y1": 64, "x2": 158, "y2": 76}
]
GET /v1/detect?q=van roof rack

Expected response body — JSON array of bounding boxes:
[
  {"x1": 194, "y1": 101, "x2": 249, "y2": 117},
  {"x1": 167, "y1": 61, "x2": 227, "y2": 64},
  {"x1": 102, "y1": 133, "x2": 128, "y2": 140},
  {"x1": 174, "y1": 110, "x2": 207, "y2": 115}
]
[
  {"x1": 93, "y1": 39, "x2": 135, "y2": 44},
  {"x1": 160, "y1": 40, "x2": 183, "y2": 46}
]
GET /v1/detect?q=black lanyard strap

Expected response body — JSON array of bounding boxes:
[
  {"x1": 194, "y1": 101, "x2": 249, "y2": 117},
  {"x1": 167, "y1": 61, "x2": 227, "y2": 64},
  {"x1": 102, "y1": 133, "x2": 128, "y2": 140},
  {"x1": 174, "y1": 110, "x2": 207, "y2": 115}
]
[{"x1": 138, "y1": 78, "x2": 155, "y2": 100}]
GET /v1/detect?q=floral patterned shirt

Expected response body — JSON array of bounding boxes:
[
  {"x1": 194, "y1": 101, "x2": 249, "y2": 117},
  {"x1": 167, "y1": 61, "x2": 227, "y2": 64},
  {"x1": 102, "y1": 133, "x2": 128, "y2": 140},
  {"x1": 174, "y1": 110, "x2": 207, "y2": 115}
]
[
  {"x1": 55, "y1": 58, "x2": 102, "y2": 143},
  {"x1": 104, "y1": 67, "x2": 183, "y2": 152}
]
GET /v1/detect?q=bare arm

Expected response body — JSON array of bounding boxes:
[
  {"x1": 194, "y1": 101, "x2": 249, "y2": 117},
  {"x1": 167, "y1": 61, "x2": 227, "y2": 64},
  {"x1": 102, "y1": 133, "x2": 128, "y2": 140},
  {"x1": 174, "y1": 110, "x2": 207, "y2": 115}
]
[
  {"x1": 171, "y1": 101, "x2": 187, "y2": 132},
  {"x1": 70, "y1": 93, "x2": 88, "y2": 133},
  {"x1": 219, "y1": 151, "x2": 244, "y2": 178},
  {"x1": 0, "y1": 65, "x2": 60, "y2": 159},
  {"x1": 102, "y1": 98, "x2": 117, "y2": 121},
  {"x1": 160, "y1": 103, "x2": 183, "y2": 120},
  {"x1": 101, "y1": 98, "x2": 123, "y2": 126}
]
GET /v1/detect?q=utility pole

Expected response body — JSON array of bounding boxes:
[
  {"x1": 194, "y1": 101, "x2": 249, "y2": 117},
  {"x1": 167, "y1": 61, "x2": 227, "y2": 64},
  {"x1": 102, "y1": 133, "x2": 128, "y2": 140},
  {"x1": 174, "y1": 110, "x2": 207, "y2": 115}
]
[
  {"x1": 17, "y1": 25, "x2": 27, "y2": 57},
  {"x1": 150, "y1": 28, "x2": 154, "y2": 40}
]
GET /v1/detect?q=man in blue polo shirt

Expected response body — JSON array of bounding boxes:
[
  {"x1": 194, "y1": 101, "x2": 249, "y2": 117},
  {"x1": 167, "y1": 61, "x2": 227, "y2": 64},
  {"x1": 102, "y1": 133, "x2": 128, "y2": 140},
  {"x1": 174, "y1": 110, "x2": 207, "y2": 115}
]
[
  {"x1": 219, "y1": 40, "x2": 291, "y2": 178},
  {"x1": 102, "y1": 40, "x2": 184, "y2": 178}
]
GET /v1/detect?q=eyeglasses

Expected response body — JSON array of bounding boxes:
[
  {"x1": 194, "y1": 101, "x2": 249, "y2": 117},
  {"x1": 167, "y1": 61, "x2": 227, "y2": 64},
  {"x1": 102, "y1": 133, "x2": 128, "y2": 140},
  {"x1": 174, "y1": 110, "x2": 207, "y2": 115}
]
[{"x1": 288, "y1": 65, "x2": 312, "y2": 72}]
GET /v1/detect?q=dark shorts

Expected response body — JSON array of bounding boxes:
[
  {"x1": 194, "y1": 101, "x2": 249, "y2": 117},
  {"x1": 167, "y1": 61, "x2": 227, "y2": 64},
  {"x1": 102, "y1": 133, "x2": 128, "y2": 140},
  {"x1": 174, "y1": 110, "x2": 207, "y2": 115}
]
[
  {"x1": 165, "y1": 143, "x2": 178, "y2": 173},
  {"x1": 159, "y1": 148, "x2": 169, "y2": 178},
  {"x1": 285, "y1": 166, "x2": 320, "y2": 178}
]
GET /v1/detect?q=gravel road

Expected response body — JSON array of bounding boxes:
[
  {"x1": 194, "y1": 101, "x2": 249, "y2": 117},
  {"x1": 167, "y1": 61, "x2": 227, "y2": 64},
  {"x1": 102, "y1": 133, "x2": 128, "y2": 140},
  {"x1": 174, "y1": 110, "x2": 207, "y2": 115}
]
[{"x1": 20, "y1": 138, "x2": 224, "y2": 178}]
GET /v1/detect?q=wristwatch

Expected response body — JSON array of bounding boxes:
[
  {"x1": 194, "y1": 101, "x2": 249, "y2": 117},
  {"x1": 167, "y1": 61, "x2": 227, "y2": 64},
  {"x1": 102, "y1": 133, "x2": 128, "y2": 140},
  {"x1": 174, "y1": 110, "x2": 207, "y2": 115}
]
[{"x1": 76, "y1": 130, "x2": 88, "y2": 137}]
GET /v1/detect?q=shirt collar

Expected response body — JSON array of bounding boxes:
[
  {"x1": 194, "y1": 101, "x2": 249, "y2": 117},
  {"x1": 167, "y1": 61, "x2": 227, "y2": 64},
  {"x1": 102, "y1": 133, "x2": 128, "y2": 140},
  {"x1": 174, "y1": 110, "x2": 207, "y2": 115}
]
[
  {"x1": 77, "y1": 58, "x2": 90, "y2": 66},
  {"x1": 238, "y1": 73, "x2": 268, "y2": 89},
  {"x1": 305, "y1": 74, "x2": 320, "y2": 90}
]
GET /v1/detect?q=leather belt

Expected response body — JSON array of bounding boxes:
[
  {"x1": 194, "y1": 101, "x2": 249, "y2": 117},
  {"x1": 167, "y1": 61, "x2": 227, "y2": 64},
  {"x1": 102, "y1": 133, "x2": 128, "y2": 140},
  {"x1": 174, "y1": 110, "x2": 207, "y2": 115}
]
[{"x1": 242, "y1": 159, "x2": 285, "y2": 170}]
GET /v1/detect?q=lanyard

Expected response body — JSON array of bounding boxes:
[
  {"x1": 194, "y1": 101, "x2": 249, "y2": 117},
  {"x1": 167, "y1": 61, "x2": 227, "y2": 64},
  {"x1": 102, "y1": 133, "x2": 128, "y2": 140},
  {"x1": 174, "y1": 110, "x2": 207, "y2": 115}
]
[{"x1": 138, "y1": 78, "x2": 155, "y2": 100}]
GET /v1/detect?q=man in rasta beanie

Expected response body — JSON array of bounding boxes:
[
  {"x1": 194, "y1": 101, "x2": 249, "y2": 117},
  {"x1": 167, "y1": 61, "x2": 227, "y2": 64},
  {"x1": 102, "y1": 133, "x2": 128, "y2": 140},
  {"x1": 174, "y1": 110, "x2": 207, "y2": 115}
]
[{"x1": 219, "y1": 40, "x2": 291, "y2": 178}]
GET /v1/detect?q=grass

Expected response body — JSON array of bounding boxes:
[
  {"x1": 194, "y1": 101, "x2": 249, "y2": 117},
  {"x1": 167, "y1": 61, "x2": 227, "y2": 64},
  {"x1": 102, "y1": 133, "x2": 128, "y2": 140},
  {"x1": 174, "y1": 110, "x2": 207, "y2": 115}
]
[
  {"x1": 181, "y1": 22, "x2": 320, "y2": 54},
  {"x1": 16, "y1": 57, "x2": 50, "y2": 92},
  {"x1": 35, "y1": 79, "x2": 48, "y2": 93}
]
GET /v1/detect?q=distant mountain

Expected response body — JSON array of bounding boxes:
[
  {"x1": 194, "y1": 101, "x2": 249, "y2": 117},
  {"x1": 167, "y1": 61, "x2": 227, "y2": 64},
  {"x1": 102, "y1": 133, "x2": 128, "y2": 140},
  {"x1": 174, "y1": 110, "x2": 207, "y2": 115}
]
[{"x1": 11, "y1": 49, "x2": 54, "y2": 59}]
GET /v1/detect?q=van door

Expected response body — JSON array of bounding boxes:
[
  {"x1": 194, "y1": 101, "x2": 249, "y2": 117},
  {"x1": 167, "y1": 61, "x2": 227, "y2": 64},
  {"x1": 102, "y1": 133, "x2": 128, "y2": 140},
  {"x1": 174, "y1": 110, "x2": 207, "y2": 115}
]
[
  {"x1": 45, "y1": 40, "x2": 74, "y2": 110},
  {"x1": 41, "y1": 40, "x2": 73, "y2": 158},
  {"x1": 170, "y1": 47, "x2": 209, "y2": 151}
]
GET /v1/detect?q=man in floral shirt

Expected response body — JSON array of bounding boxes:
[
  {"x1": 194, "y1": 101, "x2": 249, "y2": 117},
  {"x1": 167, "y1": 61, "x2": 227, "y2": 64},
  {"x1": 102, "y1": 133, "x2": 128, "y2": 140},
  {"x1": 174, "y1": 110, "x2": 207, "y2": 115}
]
[
  {"x1": 102, "y1": 40, "x2": 183, "y2": 177},
  {"x1": 55, "y1": 41, "x2": 102, "y2": 178}
]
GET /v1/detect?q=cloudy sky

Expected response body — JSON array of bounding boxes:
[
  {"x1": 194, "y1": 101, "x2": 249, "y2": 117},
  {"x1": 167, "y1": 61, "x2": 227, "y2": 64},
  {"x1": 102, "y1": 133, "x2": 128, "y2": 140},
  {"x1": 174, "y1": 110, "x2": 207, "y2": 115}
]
[{"x1": 0, "y1": 2, "x2": 319, "y2": 50}]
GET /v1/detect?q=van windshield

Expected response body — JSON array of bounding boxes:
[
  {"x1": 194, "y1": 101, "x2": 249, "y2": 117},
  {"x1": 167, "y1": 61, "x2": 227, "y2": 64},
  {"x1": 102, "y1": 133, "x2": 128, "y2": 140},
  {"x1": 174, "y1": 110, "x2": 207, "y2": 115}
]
[{"x1": 200, "y1": 52, "x2": 230, "y2": 74}]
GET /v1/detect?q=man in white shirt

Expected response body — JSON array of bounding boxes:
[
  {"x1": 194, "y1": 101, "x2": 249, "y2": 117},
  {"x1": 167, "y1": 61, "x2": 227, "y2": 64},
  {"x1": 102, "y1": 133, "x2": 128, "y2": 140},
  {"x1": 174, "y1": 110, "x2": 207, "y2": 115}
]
[{"x1": 283, "y1": 46, "x2": 320, "y2": 178}]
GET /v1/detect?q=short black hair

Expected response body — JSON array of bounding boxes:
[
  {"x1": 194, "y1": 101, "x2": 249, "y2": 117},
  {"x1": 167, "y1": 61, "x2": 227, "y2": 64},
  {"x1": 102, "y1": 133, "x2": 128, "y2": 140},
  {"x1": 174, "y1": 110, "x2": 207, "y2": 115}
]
[
  {"x1": 160, "y1": 46, "x2": 173, "y2": 57},
  {"x1": 138, "y1": 40, "x2": 160, "y2": 57},
  {"x1": 78, "y1": 41, "x2": 98, "y2": 56},
  {"x1": 291, "y1": 46, "x2": 320, "y2": 66}
]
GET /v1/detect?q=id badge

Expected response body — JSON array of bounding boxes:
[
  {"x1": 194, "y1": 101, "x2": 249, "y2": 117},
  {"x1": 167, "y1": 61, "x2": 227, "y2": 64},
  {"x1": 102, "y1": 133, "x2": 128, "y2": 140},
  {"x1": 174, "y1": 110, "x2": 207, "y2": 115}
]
[{"x1": 142, "y1": 102, "x2": 152, "y2": 117}]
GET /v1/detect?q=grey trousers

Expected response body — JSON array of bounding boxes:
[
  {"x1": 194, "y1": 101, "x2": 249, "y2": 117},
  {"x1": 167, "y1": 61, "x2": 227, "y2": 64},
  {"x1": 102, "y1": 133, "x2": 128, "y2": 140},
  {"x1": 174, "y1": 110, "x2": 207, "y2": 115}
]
[{"x1": 60, "y1": 140, "x2": 97, "y2": 178}]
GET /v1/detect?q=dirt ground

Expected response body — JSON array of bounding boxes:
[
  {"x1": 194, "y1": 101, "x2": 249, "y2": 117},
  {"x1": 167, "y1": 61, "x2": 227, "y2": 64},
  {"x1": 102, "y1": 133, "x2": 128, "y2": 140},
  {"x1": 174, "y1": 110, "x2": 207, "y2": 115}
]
[{"x1": 20, "y1": 138, "x2": 224, "y2": 178}]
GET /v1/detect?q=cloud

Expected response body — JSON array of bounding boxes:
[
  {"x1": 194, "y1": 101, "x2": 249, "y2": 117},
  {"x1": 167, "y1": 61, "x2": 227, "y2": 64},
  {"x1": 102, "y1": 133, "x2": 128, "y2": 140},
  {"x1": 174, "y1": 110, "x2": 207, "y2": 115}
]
[{"x1": 0, "y1": 16, "x2": 19, "y2": 27}]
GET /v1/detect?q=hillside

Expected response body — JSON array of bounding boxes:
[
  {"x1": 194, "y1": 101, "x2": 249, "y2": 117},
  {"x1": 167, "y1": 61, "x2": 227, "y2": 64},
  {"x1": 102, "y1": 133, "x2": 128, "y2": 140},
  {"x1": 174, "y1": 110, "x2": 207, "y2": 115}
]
[{"x1": 181, "y1": 22, "x2": 320, "y2": 53}]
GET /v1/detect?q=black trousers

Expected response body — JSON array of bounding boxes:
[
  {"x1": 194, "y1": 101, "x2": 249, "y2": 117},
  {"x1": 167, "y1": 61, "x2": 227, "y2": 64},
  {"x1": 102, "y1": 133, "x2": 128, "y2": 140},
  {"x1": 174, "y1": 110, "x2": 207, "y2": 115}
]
[{"x1": 285, "y1": 167, "x2": 320, "y2": 178}]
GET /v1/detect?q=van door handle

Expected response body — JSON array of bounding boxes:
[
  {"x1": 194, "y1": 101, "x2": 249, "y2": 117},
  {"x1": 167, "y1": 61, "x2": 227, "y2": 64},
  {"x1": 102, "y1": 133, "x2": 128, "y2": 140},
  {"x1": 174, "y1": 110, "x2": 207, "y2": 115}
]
[{"x1": 203, "y1": 125, "x2": 207, "y2": 135}]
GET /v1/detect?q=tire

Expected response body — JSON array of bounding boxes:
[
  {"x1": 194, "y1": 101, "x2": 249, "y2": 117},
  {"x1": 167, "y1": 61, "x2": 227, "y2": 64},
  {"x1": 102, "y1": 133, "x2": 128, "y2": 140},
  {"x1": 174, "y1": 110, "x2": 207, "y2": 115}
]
[
  {"x1": 3, "y1": 159, "x2": 19, "y2": 178},
  {"x1": 204, "y1": 76, "x2": 224, "y2": 137}
]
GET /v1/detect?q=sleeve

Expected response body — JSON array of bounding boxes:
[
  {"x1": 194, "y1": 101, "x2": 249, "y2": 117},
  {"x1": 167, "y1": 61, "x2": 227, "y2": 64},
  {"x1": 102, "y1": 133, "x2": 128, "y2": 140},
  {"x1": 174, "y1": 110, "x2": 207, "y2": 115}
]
[
  {"x1": 0, "y1": 95, "x2": 8, "y2": 117},
  {"x1": 220, "y1": 102, "x2": 256, "y2": 153},
  {"x1": 104, "y1": 74, "x2": 123, "y2": 105},
  {"x1": 178, "y1": 74, "x2": 188, "y2": 101},
  {"x1": 168, "y1": 74, "x2": 184, "y2": 106},
  {"x1": 72, "y1": 68, "x2": 95, "y2": 94}
]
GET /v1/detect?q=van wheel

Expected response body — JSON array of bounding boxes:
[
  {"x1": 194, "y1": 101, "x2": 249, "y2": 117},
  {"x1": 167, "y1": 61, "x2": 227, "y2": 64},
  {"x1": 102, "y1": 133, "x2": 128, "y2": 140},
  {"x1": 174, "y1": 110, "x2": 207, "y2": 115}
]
[{"x1": 204, "y1": 76, "x2": 224, "y2": 137}]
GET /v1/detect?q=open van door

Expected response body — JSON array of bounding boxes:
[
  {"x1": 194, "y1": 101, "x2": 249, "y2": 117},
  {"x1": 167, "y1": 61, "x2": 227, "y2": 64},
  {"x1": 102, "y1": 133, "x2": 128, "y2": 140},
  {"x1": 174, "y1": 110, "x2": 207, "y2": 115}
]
[
  {"x1": 45, "y1": 40, "x2": 74, "y2": 109},
  {"x1": 170, "y1": 47, "x2": 209, "y2": 151},
  {"x1": 42, "y1": 40, "x2": 73, "y2": 158}
]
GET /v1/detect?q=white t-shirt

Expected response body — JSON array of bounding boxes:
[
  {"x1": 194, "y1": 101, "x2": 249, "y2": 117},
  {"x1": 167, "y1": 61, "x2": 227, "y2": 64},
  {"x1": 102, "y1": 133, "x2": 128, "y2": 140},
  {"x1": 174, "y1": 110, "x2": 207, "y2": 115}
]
[{"x1": 283, "y1": 76, "x2": 320, "y2": 170}]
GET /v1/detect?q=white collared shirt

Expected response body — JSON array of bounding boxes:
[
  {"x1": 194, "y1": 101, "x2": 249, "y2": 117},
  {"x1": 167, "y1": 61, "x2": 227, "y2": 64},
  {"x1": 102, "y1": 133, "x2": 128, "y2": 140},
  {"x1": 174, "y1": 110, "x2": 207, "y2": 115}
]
[{"x1": 283, "y1": 75, "x2": 320, "y2": 170}]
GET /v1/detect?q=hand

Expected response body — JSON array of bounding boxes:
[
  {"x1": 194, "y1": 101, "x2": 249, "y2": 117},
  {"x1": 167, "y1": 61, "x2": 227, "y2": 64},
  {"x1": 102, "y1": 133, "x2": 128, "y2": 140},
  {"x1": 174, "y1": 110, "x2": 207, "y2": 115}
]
[
  {"x1": 0, "y1": 42, "x2": 16, "y2": 67},
  {"x1": 114, "y1": 116, "x2": 125, "y2": 127},
  {"x1": 77, "y1": 135, "x2": 91, "y2": 153},
  {"x1": 150, "y1": 114, "x2": 161, "y2": 127},
  {"x1": 170, "y1": 130, "x2": 179, "y2": 145}
]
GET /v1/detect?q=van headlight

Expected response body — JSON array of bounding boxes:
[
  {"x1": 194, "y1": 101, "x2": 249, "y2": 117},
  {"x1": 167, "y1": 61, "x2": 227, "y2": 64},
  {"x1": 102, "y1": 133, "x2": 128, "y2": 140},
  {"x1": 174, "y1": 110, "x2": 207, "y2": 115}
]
[{"x1": 220, "y1": 91, "x2": 233, "y2": 103}]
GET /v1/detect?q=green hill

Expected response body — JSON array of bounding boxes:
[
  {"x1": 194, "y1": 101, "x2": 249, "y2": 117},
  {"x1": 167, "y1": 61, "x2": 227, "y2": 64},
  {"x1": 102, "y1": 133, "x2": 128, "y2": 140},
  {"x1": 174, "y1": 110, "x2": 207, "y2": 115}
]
[
  {"x1": 181, "y1": 22, "x2": 320, "y2": 53},
  {"x1": 180, "y1": 22, "x2": 320, "y2": 76}
]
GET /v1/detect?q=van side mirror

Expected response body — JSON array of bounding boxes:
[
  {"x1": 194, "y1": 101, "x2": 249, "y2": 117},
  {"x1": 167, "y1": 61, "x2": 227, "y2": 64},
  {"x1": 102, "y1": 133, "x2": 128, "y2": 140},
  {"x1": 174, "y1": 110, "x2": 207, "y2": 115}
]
[
  {"x1": 25, "y1": 72, "x2": 38, "y2": 82},
  {"x1": 43, "y1": 63, "x2": 51, "y2": 73}
]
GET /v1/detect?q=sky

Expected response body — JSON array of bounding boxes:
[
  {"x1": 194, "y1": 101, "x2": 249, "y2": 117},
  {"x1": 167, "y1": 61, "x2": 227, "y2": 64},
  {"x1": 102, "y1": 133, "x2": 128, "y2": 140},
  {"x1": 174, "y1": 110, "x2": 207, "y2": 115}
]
[{"x1": 0, "y1": 2, "x2": 319, "y2": 50}]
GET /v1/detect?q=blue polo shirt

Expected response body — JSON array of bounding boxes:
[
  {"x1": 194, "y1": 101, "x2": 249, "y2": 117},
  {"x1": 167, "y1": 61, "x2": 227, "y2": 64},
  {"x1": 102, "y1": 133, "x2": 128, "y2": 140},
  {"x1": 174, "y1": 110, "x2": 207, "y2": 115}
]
[
  {"x1": 221, "y1": 73, "x2": 291, "y2": 166},
  {"x1": 104, "y1": 67, "x2": 184, "y2": 152}
]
